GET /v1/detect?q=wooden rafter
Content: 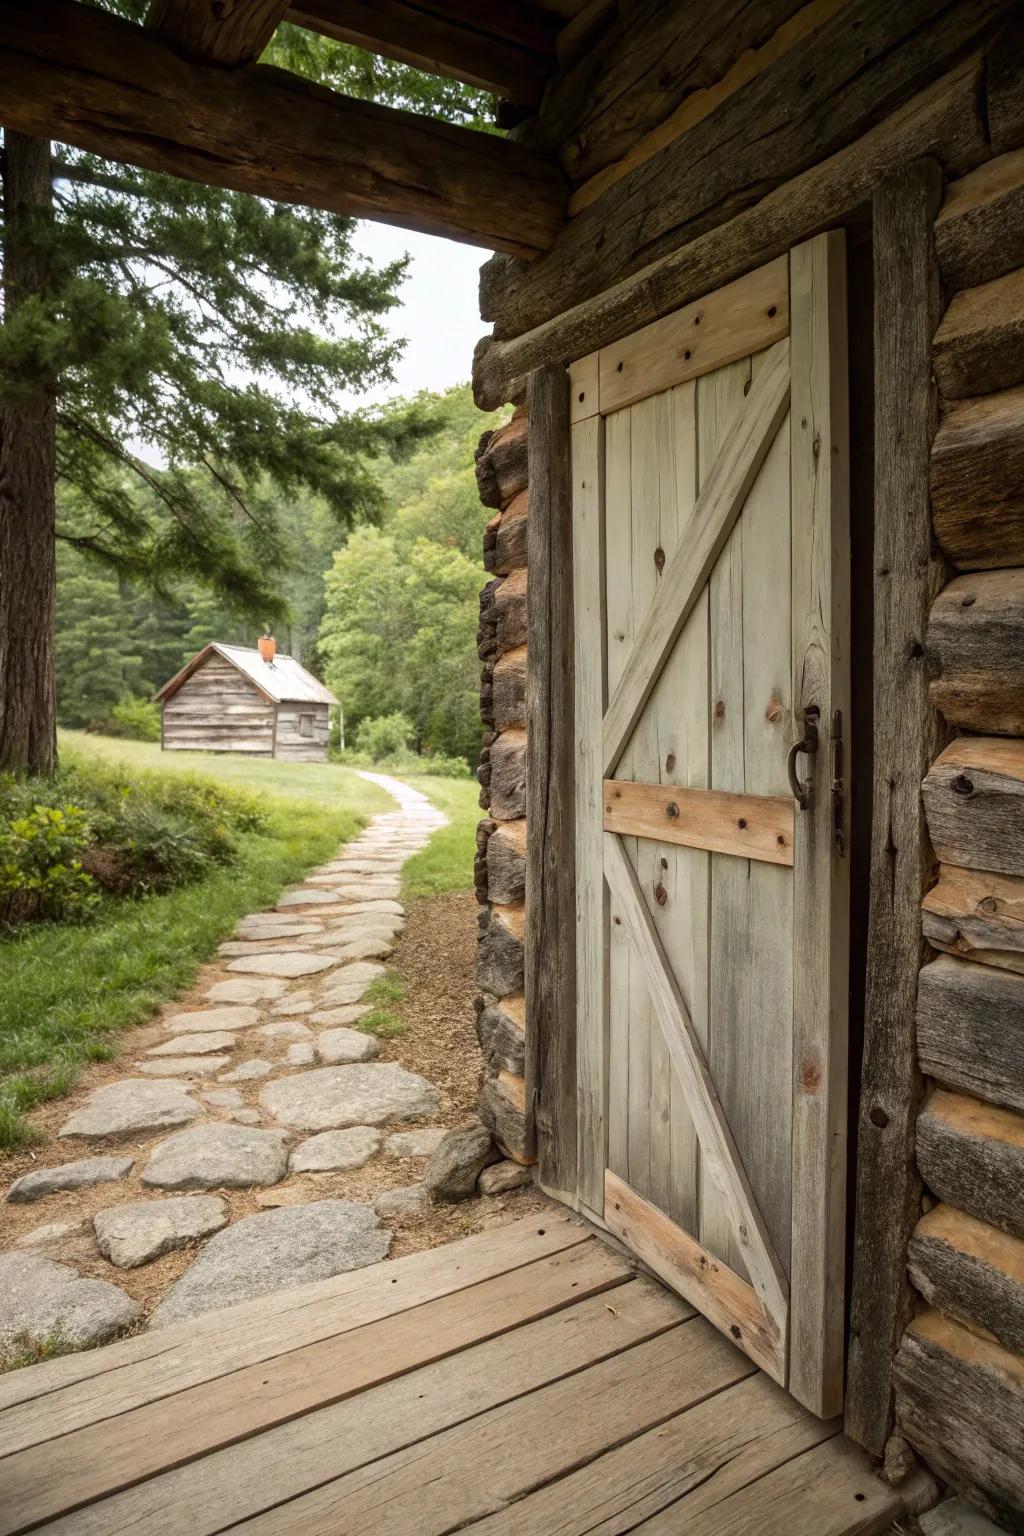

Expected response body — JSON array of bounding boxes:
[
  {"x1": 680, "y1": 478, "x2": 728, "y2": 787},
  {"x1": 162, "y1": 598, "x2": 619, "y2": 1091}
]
[
  {"x1": 145, "y1": 0, "x2": 292, "y2": 66},
  {"x1": 287, "y1": 0, "x2": 559, "y2": 103},
  {"x1": 0, "y1": 0, "x2": 566, "y2": 258}
]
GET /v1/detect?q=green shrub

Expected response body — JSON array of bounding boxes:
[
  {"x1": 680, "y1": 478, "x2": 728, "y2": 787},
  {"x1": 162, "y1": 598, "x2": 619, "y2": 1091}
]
[
  {"x1": 353, "y1": 712, "x2": 415, "y2": 763},
  {"x1": 0, "y1": 803, "x2": 99, "y2": 926},
  {"x1": 416, "y1": 753, "x2": 470, "y2": 778},
  {"x1": 108, "y1": 697, "x2": 162, "y2": 742}
]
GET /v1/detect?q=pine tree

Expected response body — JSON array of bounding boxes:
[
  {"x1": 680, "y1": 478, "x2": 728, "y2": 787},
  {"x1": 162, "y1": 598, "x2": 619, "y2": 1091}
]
[{"x1": 0, "y1": 7, "x2": 493, "y2": 773}]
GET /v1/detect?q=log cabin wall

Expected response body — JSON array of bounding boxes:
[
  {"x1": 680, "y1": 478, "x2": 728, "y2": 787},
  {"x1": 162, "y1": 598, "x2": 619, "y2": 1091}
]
[
  {"x1": 470, "y1": 0, "x2": 1024, "y2": 1522},
  {"x1": 889, "y1": 149, "x2": 1024, "y2": 1532},
  {"x1": 474, "y1": 409, "x2": 532, "y2": 1164},
  {"x1": 161, "y1": 652, "x2": 276, "y2": 755}
]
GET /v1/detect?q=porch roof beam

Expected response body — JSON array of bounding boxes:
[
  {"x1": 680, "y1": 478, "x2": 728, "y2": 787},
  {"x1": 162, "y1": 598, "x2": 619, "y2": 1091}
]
[
  {"x1": 286, "y1": 0, "x2": 559, "y2": 104},
  {"x1": 0, "y1": 0, "x2": 567, "y2": 258},
  {"x1": 145, "y1": 0, "x2": 293, "y2": 67}
]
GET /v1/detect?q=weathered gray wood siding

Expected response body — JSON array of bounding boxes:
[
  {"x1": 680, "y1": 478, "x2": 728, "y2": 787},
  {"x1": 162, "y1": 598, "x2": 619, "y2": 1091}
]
[
  {"x1": 161, "y1": 653, "x2": 275, "y2": 755},
  {"x1": 274, "y1": 703, "x2": 330, "y2": 761}
]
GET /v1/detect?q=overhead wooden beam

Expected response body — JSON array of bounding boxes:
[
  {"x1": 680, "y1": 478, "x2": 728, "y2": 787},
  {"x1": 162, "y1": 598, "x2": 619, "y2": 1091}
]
[
  {"x1": 287, "y1": 0, "x2": 558, "y2": 103},
  {"x1": 0, "y1": 0, "x2": 566, "y2": 258},
  {"x1": 146, "y1": 0, "x2": 291, "y2": 66}
]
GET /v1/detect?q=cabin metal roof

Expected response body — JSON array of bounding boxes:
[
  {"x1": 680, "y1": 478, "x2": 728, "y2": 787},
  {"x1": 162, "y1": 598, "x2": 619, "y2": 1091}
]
[{"x1": 155, "y1": 642, "x2": 338, "y2": 706}]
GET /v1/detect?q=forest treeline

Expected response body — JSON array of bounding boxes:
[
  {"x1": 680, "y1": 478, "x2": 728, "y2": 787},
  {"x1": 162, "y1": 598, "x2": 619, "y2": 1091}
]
[{"x1": 54, "y1": 383, "x2": 505, "y2": 764}]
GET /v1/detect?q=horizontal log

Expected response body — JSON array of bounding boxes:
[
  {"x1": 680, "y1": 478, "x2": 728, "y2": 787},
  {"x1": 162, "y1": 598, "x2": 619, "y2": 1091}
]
[
  {"x1": 476, "y1": 904, "x2": 524, "y2": 998},
  {"x1": 486, "y1": 818, "x2": 526, "y2": 906},
  {"x1": 603, "y1": 779, "x2": 793, "y2": 865},
  {"x1": 922, "y1": 737, "x2": 1024, "y2": 878},
  {"x1": 933, "y1": 267, "x2": 1024, "y2": 401},
  {"x1": 475, "y1": 417, "x2": 528, "y2": 510},
  {"x1": 916, "y1": 952, "x2": 1024, "y2": 1113},
  {"x1": 287, "y1": 0, "x2": 556, "y2": 103},
  {"x1": 930, "y1": 385, "x2": 1024, "y2": 569},
  {"x1": 0, "y1": 0, "x2": 566, "y2": 258},
  {"x1": 488, "y1": 727, "x2": 527, "y2": 821},
  {"x1": 475, "y1": 992, "x2": 526, "y2": 1075},
  {"x1": 895, "y1": 1309, "x2": 1024, "y2": 1530},
  {"x1": 473, "y1": 55, "x2": 986, "y2": 407},
  {"x1": 927, "y1": 569, "x2": 1024, "y2": 734},
  {"x1": 491, "y1": 645, "x2": 526, "y2": 731},
  {"x1": 479, "y1": 2, "x2": 1004, "y2": 342},
  {"x1": 988, "y1": 11, "x2": 1024, "y2": 155},
  {"x1": 478, "y1": 1068, "x2": 532, "y2": 1163},
  {"x1": 935, "y1": 148, "x2": 1024, "y2": 292},
  {"x1": 492, "y1": 491, "x2": 528, "y2": 575},
  {"x1": 494, "y1": 568, "x2": 528, "y2": 653},
  {"x1": 145, "y1": 0, "x2": 288, "y2": 65},
  {"x1": 917, "y1": 1088, "x2": 1024, "y2": 1241},
  {"x1": 923, "y1": 864, "x2": 1024, "y2": 974},
  {"x1": 908, "y1": 1204, "x2": 1024, "y2": 1357}
]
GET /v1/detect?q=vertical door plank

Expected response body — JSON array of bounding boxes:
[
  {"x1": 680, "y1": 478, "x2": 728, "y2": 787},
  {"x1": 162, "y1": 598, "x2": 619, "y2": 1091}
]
[
  {"x1": 603, "y1": 406, "x2": 633, "y2": 1188},
  {"x1": 704, "y1": 355, "x2": 754, "y2": 1278},
  {"x1": 525, "y1": 363, "x2": 578, "y2": 1204},
  {"x1": 789, "y1": 233, "x2": 851, "y2": 1419},
  {"x1": 736, "y1": 346, "x2": 794, "y2": 1281},
  {"x1": 573, "y1": 412, "x2": 608, "y2": 1221},
  {"x1": 846, "y1": 161, "x2": 947, "y2": 1455}
]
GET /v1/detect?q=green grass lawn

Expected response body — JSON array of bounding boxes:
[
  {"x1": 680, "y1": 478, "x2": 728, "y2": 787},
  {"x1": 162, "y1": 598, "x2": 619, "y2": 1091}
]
[{"x1": 399, "y1": 774, "x2": 481, "y2": 898}]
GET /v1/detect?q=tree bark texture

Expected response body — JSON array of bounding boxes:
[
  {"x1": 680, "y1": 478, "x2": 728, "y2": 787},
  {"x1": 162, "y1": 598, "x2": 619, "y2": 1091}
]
[{"x1": 0, "y1": 131, "x2": 56, "y2": 777}]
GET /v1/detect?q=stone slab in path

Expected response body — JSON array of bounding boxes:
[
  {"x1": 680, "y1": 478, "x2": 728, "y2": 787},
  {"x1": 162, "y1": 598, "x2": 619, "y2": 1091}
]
[
  {"x1": 142, "y1": 1123, "x2": 289, "y2": 1190},
  {"x1": 316, "y1": 1027, "x2": 379, "y2": 1065},
  {"x1": 0, "y1": 1253, "x2": 142, "y2": 1347},
  {"x1": 290, "y1": 1127, "x2": 382, "y2": 1172},
  {"x1": 148, "y1": 1032, "x2": 239, "y2": 1056},
  {"x1": 374, "y1": 1185, "x2": 428, "y2": 1218},
  {"x1": 6, "y1": 1155, "x2": 134, "y2": 1204},
  {"x1": 150, "y1": 1200, "x2": 390, "y2": 1327},
  {"x1": 15, "y1": 1219, "x2": 92, "y2": 1249},
  {"x1": 60, "y1": 1081, "x2": 202, "y2": 1140},
  {"x1": 138, "y1": 1057, "x2": 229, "y2": 1078},
  {"x1": 261, "y1": 1063, "x2": 439, "y2": 1131},
  {"x1": 205, "y1": 979, "x2": 287, "y2": 1004},
  {"x1": 385, "y1": 1128, "x2": 447, "y2": 1159},
  {"x1": 94, "y1": 1194, "x2": 229, "y2": 1267},
  {"x1": 218, "y1": 1059, "x2": 274, "y2": 1082},
  {"x1": 319, "y1": 962, "x2": 385, "y2": 1007},
  {"x1": 166, "y1": 1005, "x2": 261, "y2": 1034},
  {"x1": 227, "y1": 951, "x2": 336, "y2": 979},
  {"x1": 257, "y1": 1021, "x2": 312, "y2": 1041},
  {"x1": 309, "y1": 1004, "x2": 371, "y2": 1028},
  {"x1": 276, "y1": 889, "x2": 340, "y2": 907}
]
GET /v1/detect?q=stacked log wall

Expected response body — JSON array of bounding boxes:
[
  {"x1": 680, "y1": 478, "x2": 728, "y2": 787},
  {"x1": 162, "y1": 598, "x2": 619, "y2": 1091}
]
[
  {"x1": 888, "y1": 148, "x2": 1024, "y2": 1533},
  {"x1": 472, "y1": 1, "x2": 1024, "y2": 1519},
  {"x1": 473, "y1": 409, "x2": 533, "y2": 1163}
]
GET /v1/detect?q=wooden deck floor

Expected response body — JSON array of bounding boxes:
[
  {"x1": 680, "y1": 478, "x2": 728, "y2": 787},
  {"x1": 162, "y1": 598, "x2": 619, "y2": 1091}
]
[{"x1": 0, "y1": 1211, "x2": 909, "y2": 1534}]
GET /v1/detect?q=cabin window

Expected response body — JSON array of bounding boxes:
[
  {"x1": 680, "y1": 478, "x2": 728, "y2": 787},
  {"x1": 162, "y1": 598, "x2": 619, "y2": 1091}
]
[{"x1": 298, "y1": 713, "x2": 314, "y2": 738}]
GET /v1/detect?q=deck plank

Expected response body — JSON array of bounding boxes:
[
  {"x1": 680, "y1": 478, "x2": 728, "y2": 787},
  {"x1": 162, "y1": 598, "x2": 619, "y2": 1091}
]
[
  {"x1": 0, "y1": 1240, "x2": 638, "y2": 1535},
  {"x1": 634, "y1": 1433, "x2": 901, "y2": 1533},
  {"x1": 0, "y1": 1212, "x2": 585, "y2": 1446},
  {"x1": 460, "y1": 1373, "x2": 838, "y2": 1534},
  {"x1": 225, "y1": 1320, "x2": 754, "y2": 1535},
  {"x1": 31, "y1": 1277, "x2": 691, "y2": 1536}
]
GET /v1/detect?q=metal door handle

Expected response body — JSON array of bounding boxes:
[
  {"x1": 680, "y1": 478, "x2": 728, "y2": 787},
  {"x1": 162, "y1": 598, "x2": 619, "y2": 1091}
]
[{"x1": 787, "y1": 707, "x2": 819, "y2": 811}]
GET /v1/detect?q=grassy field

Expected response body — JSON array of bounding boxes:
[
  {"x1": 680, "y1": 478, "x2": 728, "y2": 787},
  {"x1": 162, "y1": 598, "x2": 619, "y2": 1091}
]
[{"x1": 0, "y1": 737, "x2": 478, "y2": 1150}]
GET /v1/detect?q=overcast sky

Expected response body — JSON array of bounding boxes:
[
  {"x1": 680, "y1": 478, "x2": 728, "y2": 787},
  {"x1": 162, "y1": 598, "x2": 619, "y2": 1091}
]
[{"x1": 348, "y1": 222, "x2": 489, "y2": 406}]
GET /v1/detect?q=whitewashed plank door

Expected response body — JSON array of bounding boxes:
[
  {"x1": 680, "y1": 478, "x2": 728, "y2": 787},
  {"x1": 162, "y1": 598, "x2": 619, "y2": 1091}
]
[{"x1": 571, "y1": 236, "x2": 850, "y2": 1416}]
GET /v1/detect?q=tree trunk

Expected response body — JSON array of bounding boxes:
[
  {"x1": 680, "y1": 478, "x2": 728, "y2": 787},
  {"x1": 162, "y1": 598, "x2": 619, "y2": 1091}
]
[{"x1": 0, "y1": 131, "x2": 57, "y2": 776}]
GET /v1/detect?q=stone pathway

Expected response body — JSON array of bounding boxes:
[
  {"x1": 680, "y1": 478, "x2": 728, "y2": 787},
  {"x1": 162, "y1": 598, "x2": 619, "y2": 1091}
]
[{"x1": 0, "y1": 774, "x2": 533, "y2": 1354}]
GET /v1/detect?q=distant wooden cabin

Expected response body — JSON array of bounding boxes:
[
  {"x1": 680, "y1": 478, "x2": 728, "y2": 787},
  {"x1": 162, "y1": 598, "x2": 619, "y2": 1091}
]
[{"x1": 154, "y1": 642, "x2": 336, "y2": 761}]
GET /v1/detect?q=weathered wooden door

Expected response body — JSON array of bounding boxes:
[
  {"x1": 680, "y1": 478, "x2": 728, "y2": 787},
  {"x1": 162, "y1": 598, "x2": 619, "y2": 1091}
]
[{"x1": 571, "y1": 236, "x2": 850, "y2": 1417}]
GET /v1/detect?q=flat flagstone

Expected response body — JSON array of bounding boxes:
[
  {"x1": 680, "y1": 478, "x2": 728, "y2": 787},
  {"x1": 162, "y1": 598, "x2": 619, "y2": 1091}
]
[
  {"x1": 276, "y1": 889, "x2": 340, "y2": 907},
  {"x1": 234, "y1": 922, "x2": 323, "y2": 940},
  {"x1": 205, "y1": 978, "x2": 287, "y2": 1004},
  {"x1": 319, "y1": 962, "x2": 385, "y2": 1007},
  {"x1": 200, "y1": 1088, "x2": 244, "y2": 1109},
  {"x1": 227, "y1": 951, "x2": 336, "y2": 979},
  {"x1": 218, "y1": 1059, "x2": 275, "y2": 1082},
  {"x1": 142, "y1": 1123, "x2": 289, "y2": 1191},
  {"x1": 7, "y1": 1155, "x2": 134, "y2": 1204},
  {"x1": 333, "y1": 899, "x2": 405, "y2": 918},
  {"x1": 272, "y1": 994, "x2": 313, "y2": 1015},
  {"x1": 373, "y1": 1185, "x2": 428, "y2": 1218},
  {"x1": 150, "y1": 1200, "x2": 390, "y2": 1327},
  {"x1": 94, "y1": 1195, "x2": 229, "y2": 1268},
  {"x1": 166, "y1": 1006, "x2": 260, "y2": 1034},
  {"x1": 148, "y1": 1032, "x2": 238, "y2": 1056},
  {"x1": 330, "y1": 883, "x2": 402, "y2": 901},
  {"x1": 285, "y1": 1043, "x2": 316, "y2": 1066},
  {"x1": 15, "y1": 1219, "x2": 92, "y2": 1249},
  {"x1": 257, "y1": 1021, "x2": 312, "y2": 1041},
  {"x1": 385, "y1": 1128, "x2": 448, "y2": 1158},
  {"x1": 138, "y1": 1057, "x2": 229, "y2": 1077},
  {"x1": 261, "y1": 1063, "x2": 439, "y2": 1131},
  {"x1": 0, "y1": 1253, "x2": 142, "y2": 1347},
  {"x1": 289, "y1": 1127, "x2": 382, "y2": 1172},
  {"x1": 309, "y1": 1004, "x2": 372, "y2": 1028},
  {"x1": 231, "y1": 1108, "x2": 262, "y2": 1124},
  {"x1": 60, "y1": 1081, "x2": 202, "y2": 1140},
  {"x1": 316, "y1": 1027, "x2": 379, "y2": 1065}
]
